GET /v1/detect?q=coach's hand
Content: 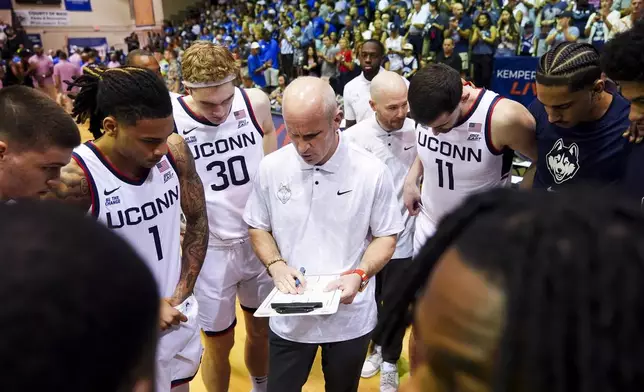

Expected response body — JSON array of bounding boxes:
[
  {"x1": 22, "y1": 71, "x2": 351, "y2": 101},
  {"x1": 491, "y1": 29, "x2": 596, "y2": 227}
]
[
  {"x1": 403, "y1": 182, "x2": 422, "y2": 216},
  {"x1": 325, "y1": 274, "x2": 361, "y2": 304},
  {"x1": 624, "y1": 122, "x2": 644, "y2": 144},
  {"x1": 159, "y1": 298, "x2": 188, "y2": 331},
  {"x1": 270, "y1": 263, "x2": 307, "y2": 294}
]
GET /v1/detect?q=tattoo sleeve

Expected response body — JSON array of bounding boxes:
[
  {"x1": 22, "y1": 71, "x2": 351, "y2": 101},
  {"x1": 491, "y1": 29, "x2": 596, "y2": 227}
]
[{"x1": 168, "y1": 135, "x2": 209, "y2": 304}]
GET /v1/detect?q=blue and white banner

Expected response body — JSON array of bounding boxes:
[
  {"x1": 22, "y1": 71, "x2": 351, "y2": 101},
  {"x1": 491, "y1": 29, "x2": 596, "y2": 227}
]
[
  {"x1": 65, "y1": 0, "x2": 92, "y2": 12},
  {"x1": 490, "y1": 56, "x2": 540, "y2": 108},
  {"x1": 68, "y1": 37, "x2": 108, "y2": 59}
]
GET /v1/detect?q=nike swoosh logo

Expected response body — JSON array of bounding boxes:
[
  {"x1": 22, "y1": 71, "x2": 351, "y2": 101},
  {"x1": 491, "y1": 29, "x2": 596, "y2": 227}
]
[
  {"x1": 104, "y1": 187, "x2": 121, "y2": 196},
  {"x1": 337, "y1": 190, "x2": 352, "y2": 196},
  {"x1": 182, "y1": 127, "x2": 198, "y2": 135},
  {"x1": 547, "y1": 186, "x2": 555, "y2": 192},
  {"x1": 404, "y1": 146, "x2": 414, "y2": 150}
]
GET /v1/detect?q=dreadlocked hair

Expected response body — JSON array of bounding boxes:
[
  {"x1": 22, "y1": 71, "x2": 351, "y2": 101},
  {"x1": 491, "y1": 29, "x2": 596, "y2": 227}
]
[
  {"x1": 67, "y1": 66, "x2": 172, "y2": 140},
  {"x1": 374, "y1": 187, "x2": 644, "y2": 392},
  {"x1": 536, "y1": 42, "x2": 602, "y2": 92}
]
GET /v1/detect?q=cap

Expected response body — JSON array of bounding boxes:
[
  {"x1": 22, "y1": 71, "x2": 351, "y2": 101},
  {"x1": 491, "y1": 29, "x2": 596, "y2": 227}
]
[
  {"x1": 403, "y1": 43, "x2": 413, "y2": 50},
  {"x1": 557, "y1": 10, "x2": 573, "y2": 18},
  {"x1": 224, "y1": 36, "x2": 233, "y2": 41},
  {"x1": 250, "y1": 42, "x2": 260, "y2": 49}
]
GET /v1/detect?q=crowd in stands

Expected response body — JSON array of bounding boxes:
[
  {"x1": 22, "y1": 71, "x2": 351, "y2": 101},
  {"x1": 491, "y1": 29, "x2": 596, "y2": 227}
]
[{"x1": 1, "y1": 0, "x2": 642, "y2": 110}]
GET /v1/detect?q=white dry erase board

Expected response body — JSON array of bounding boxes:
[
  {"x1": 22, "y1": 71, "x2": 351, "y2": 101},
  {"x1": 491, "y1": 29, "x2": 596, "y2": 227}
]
[{"x1": 254, "y1": 275, "x2": 342, "y2": 317}]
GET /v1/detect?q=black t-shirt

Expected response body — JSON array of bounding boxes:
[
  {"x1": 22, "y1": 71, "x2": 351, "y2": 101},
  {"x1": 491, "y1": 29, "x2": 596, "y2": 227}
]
[{"x1": 436, "y1": 52, "x2": 462, "y2": 74}]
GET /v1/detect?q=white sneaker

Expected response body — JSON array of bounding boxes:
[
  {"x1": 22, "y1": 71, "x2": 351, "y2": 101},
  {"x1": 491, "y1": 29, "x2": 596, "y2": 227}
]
[
  {"x1": 361, "y1": 349, "x2": 383, "y2": 378},
  {"x1": 380, "y1": 362, "x2": 399, "y2": 392}
]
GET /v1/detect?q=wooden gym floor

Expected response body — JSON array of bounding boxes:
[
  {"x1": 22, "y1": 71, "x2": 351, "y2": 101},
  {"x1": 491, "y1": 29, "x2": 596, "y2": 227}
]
[{"x1": 77, "y1": 125, "x2": 412, "y2": 391}]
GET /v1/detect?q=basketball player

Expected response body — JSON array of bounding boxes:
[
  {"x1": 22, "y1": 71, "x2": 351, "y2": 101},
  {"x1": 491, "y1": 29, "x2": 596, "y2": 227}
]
[
  {"x1": 404, "y1": 63, "x2": 537, "y2": 256},
  {"x1": 343, "y1": 71, "x2": 415, "y2": 391},
  {"x1": 0, "y1": 86, "x2": 80, "y2": 201},
  {"x1": 172, "y1": 41, "x2": 276, "y2": 392},
  {"x1": 602, "y1": 21, "x2": 644, "y2": 205},
  {"x1": 522, "y1": 42, "x2": 631, "y2": 190},
  {"x1": 378, "y1": 187, "x2": 644, "y2": 392},
  {"x1": 49, "y1": 66, "x2": 209, "y2": 392},
  {"x1": 1, "y1": 201, "x2": 159, "y2": 392}
]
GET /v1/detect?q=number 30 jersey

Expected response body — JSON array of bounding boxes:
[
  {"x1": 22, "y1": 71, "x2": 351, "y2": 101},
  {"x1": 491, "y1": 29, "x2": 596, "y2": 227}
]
[
  {"x1": 172, "y1": 88, "x2": 265, "y2": 244},
  {"x1": 416, "y1": 89, "x2": 513, "y2": 239},
  {"x1": 72, "y1": 142, "x2": 182, "y2": 298}
]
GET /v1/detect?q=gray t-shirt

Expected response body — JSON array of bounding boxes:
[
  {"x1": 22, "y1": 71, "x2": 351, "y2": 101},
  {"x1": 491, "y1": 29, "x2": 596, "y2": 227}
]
[{"x1": 320, "y1": 45, "x2": 340, "y2": 78}]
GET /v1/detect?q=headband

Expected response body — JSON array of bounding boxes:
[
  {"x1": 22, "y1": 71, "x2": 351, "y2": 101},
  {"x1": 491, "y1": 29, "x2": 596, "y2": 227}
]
[{"x1": 182, "y1": 74, "x2": 237, "y2": 89}]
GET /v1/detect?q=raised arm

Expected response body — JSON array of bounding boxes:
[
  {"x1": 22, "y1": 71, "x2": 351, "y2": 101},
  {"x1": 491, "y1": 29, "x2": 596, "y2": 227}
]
[
  {"x1": 167, "y1": 133, "x2": 209, "y2": 305},
  {"x1": 246, "y1": 87, "x2": 278, "y2": 155}
]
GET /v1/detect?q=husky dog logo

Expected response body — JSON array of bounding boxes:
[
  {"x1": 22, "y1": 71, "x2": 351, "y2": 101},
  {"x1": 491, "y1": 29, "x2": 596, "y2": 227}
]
[
  {"x1": 546, "y1": 138, "x2": 580, "y2": 184},
  {"x1": 277, "y1": 183, "x2": 291, "y2": 204}
]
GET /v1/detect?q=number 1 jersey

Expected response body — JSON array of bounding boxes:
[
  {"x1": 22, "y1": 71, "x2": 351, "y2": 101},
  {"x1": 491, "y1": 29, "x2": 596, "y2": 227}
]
[
  {"x1": 416, "y1": 89, "x2": 514, "y2": 235},
  {"x1": 172, "y1": 88, "x2": 264, "y2": 243},
  {"x1": 72, "y1": 142, "x2": 182, "y2": 298}
]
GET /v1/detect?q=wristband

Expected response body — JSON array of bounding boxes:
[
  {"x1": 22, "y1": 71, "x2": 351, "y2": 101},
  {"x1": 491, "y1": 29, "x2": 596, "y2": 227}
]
[{"x1": 266, "y1": 258, "x2": 286, "y2": 277}]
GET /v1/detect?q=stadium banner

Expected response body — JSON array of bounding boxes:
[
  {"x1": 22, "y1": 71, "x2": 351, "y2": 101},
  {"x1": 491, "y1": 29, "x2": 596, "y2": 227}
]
[
  {"x1": 0, "y1": 0, "x2": 11, "y2": 9},
  {"x1": 15, "y1": 10, "x2": 70, "y2": 26},
  {"x1": 490, "y1": 56, "x2": 539, "y2": 108},
  {"x1": 65, "y1": 0, "x2": 92, "y2": 12},
  {"x1": 68, "y1": 37, "x2": 108, "y2": 59}
]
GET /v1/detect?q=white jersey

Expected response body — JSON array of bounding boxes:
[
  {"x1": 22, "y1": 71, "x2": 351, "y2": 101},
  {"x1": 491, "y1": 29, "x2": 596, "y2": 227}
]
[
  {"x1": 172, "y1": 88, "x2": 264, "y2": 244},
  {"x1": 417, "y1": 89, "x2": 513, "y2": 236},
  {"x1": 72, "y1": 142, "x2": 182, "y2": 298},
  {"x1": 343, "y1": 116, "x2": 417, "y2": 259}
]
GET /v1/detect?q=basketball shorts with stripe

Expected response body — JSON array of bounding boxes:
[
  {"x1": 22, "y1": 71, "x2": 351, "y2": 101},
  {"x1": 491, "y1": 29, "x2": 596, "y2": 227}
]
[{"x1": 194, "y1": 239, "x2": 273, "y2": 334}]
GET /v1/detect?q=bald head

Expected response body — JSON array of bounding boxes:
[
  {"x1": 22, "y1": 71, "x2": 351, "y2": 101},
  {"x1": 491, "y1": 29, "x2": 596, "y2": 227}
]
[
  {"x1": 370, "y1": 71, "x2": 408, "y2": 104},
  {"x1": 125, "y1": 50, "x2": 161, "y2": 77},
  {"x1": 283, "y1": 76, "x2": 337, "y2": 120},
  {"x1": 282, "y1": 77, "x2": 341, "y2": 166},
  {"x1": 369, "y1": 71, "x2": 409, "y2": 131}
]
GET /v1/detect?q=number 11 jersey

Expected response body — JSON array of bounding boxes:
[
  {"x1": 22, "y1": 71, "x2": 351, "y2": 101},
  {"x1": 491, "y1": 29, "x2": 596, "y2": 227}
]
[
  {"x1": 416, "y1": 89, "x2": 514, "y2": 240},
  {"x1": 172, "y1": 88, "x2": 265, "y2": 243}
]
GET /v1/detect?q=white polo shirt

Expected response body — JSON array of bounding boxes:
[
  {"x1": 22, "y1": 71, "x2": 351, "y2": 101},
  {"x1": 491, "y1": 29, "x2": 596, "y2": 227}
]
[
  {"x1": 343, "y1": 116, "x2": 416, "y2": 259},
  {"x1": 243, "y1": 132, "x2": 404, "y2": 344},
  {"x1": 343, "y1": 69, "x2": 410, "y2": 123}
]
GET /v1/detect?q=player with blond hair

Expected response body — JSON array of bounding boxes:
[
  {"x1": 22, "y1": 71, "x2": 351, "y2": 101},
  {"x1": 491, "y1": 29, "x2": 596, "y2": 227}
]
[{"x1": 172, "y1": 41, "x2": 277, "y2": 392}]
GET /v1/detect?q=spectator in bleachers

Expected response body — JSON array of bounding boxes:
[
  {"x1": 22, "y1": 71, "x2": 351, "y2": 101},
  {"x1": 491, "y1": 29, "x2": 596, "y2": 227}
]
[
  {"x1": 614, "y1": 0, "x2": 643, "y2": 32},
  {"x1": 406, "y1": 0, "x2": 429, "y2": 58},
  {"x1": 546, "y1": 11, "x2": 581, "y2": 46},
  {"x1": 248, "y1": 41, "x2": 267, "y2": 89},
  {"x1": 572, "y1": 0, "x2": 596, "y2": 37},
  {"x1": 471, "y1": 12, "x2": 497, "y2": 88},
  {"x1": 497, "y1": 7, "x2": 521, "y2": 55},
  {"x1": 319, "y1": 35, "x2": 340, "y2": 80},
  {"x1": 586, "y1": 0, "x2": 622, "y2": 48},
  {"x1": 520, "y1": 21, "x2": 538, "y2": 55},
  {"x1": 279, "y1": 20, "x2": 295, "y2": 79},
  {"x1": 425, "y1": 0, "x2": 448, "y2": 58},
  {"x1": 269, "y1": 73, "x2": 288, "y2": 111},
  {"x1": 303, "y1": 45, "x2": 321, "y2": 76},
  {"x1": 385, "y1": 28, "x2": 405, "y2": 72},
  {"x1": 445, "y1": 3, "x2": 474, "y2": 72},
  {"x1": 435, "y1": 37, "x2": 463, "y2": 73},
  {"x1": 402, "y1": 43, "x2": 420, "y2": 78}
]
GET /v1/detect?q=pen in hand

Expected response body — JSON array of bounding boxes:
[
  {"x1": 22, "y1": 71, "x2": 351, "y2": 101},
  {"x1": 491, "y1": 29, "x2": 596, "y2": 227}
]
[{"x1": 294, "y1": 267, "x2": 306, "y2": 289}]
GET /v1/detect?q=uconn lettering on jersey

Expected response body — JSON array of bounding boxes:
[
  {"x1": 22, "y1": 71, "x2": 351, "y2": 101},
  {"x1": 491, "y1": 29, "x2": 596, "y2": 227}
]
[
  {"x1": 106, "y1": 185, "x2": 179, "y2": 228},
  {"x1": 191, "y1": 132, "x2": 257, "y2": 160},
  {"x1": 418, "y1": 132, "x2": 482, "y2": 163}
]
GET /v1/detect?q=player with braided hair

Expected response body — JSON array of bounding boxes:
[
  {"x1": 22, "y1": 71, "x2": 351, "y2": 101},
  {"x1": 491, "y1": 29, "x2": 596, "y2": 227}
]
[
  {"x1": 48, "y1": 66, "x2": 210, "y2": 392},
  {"x1": 524, "y1": 42, "x2": 631, "y2": 190},
  {"x1": 376, "y1": 186, "x2": 644, "y2": 391}
]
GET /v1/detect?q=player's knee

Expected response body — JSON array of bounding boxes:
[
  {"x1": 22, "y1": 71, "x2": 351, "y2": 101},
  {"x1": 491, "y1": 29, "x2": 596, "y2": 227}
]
[
  {"x1": 246, "y1": 319, "x2": 269, "y2": 342},
  {"x1": 204, "y1": 328, "x2": 235, "y2": 354}
]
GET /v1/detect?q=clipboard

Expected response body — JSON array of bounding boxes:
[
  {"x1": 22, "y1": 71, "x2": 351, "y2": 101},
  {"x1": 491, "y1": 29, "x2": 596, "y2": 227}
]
[{"x1": 254, "y1": 275, "x2": 342, "y2": 317}]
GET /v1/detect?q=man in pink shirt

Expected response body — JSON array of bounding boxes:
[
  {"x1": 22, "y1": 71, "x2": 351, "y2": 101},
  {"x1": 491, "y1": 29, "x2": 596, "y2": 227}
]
[
  {"x1": 53, "y1": 52, "x2": 81, "y2": 112},
  {"x1": 29, "y1": 45, "x2": 56, "y2": 100}
]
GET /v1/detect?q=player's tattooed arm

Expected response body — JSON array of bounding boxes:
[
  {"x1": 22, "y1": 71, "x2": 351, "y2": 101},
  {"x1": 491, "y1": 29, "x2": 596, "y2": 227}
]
[
  {"x1": 44, "y1": 159, "x2": 93, "y2": 211},
  {"x1": 246, "y1": 88, "x2": 278, "y2": 155},
  {"x1": 167, "y1": 133, "x2": 209, "y2": 305}
]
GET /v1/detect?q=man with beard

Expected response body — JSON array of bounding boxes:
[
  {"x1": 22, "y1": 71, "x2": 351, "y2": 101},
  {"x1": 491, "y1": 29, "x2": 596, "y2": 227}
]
[{"x1": 343, "y1": 39, "x2": 409, "y2": 128}]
